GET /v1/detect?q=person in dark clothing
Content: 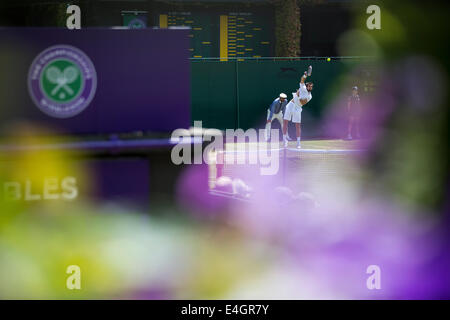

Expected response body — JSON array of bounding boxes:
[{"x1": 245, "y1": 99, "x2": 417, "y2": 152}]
[{"x1": 347, "y1": 86, "x2": 361, "y2": 140}]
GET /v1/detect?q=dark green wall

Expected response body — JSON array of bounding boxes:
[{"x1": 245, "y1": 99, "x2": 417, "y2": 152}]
[{"x1": 191, "y1": 59, "x2": 349, "y2": 137}]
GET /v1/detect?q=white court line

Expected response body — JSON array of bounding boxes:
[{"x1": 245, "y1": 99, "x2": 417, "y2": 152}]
[
  {"x1": 217, "y1": 148, "x2": 284, "y2": 154},
  {"x1": 216, "y1": 148, "x2": 364, "y2": 154},
  {"x1": 209, "y1": 189, "x2": 252, "y2": 203},
  {"x1": 286, "y1": 148, "x2": 365, "y2": 154}
]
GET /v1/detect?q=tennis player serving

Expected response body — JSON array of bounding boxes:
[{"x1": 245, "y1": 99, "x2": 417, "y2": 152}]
[{"x1": 282, "y1": 66, "x2": 314, "y2": 148}]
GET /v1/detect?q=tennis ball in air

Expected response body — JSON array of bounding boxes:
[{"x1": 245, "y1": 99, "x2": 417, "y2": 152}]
[{"x1": 327, "y1": 58, "x2": 331, "y2": 62}]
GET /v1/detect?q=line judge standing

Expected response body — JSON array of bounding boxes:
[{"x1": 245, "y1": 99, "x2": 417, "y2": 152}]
[{"x1": 265, "y1": 93, "x2": 289, "y2": 141}]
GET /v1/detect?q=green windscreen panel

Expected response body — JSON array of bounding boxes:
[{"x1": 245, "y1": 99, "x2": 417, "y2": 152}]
[
  {"x1": 192, "y1": 60, "x2": 349, "y2": 135},
  {"x1": 191, "y1": 61, "x2": 237, "y2": 129}
]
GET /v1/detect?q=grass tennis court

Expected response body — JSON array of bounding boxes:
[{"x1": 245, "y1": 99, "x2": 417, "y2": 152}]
[
  {"x1": 220, "y1": 139, "x2": 365, "y2": 152},
  {"x1": 210, "y1": 139, "x2": 365, "y2": 198},
  {"x1": 288, "y1": 139, "x2": 363, "y2": 150}
]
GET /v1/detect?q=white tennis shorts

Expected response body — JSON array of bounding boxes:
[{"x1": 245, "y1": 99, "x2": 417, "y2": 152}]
[{"x1": 283, "y1": 101, "x2": 302, "y2": 123}]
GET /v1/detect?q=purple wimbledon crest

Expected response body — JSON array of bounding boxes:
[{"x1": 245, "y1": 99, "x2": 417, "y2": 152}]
[{"x1": 27, "y1": 45, "x2": 97, "y2": 118}]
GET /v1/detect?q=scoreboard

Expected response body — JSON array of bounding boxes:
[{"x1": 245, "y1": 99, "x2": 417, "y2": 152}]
[
  {"x1": 155, "y1": 9, "x2": 274, "y2": 59},
  {"x1": 225, "y1": 12, "x2": 273, "y2": 59},
  {"x1": 160, "y1": 11, "x2": 218, "y2": 58}
]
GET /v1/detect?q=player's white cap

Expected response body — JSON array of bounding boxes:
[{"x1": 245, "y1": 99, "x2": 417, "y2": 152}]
[{"x1": 279, "y1": 93, "x2": 287, "y2": 99}]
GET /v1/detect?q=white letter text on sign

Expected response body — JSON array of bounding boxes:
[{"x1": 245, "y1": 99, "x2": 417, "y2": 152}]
[
  {"x1": 366, "y1": 265, "x2": 381, "y2": 290},
  {"x1": 66, "y1": 5, "x2": 81, "y2": 30},
  {"x1": 66, "y1": 265, "x2": 81, "y2": 290},
  {"x1": 366, "y1": 5, "x2": 381, "y2": 30}
]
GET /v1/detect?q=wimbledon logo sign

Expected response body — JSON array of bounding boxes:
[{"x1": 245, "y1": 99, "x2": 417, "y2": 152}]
[
  {"x1": 128, "y1": 18, "x2": 146, "y2": 29},
  {"x1": 28, "y1": 45, "x2": 97, "y2": 118}
]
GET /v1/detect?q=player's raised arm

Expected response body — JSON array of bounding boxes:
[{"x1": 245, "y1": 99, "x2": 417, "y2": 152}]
[
  {"x1": 300, "y1": 71, "x2": 307, "y2": 84},
  {"x1": 300, "y1": 66, "x2": 312, "y2": 85}
]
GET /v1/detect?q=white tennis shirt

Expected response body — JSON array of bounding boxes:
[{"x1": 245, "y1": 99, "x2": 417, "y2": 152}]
[{"x1": 292, "y1": 83, "x2": 312, "y2": 108}]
